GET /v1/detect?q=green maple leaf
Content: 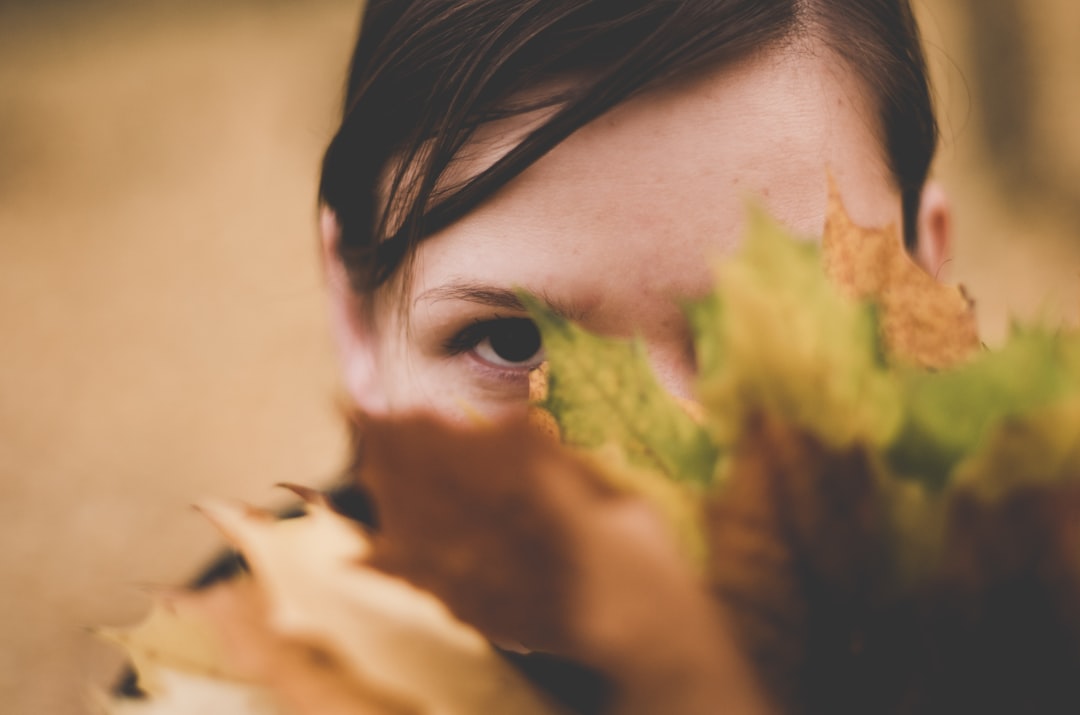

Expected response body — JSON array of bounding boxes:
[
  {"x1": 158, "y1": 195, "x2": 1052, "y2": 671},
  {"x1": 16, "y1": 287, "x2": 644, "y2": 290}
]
[
  {"x1": 887, "y1": 326, "x2": 1080, "y2": 490},
  {"x1": 950, "y1": 396, "x2": 1080, "y2": 501},
  {"x1": 689, "y1": 207, "x2": 903, "y2": 453},
  {"x1": 521, "y1": 293, "x2": 719, "y2": 487}
]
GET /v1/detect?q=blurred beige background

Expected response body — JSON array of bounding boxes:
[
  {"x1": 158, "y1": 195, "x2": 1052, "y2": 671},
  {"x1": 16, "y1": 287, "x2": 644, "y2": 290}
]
[
  {"x1": 921, "y1": 1, "x2": 1080, "y2": 342},
  {"x1": 1, "y1": 1, "x2": 1079, "y2": 713},
  {"x1": 1, "y1": 2, "x2": 360, "y2": 713}
]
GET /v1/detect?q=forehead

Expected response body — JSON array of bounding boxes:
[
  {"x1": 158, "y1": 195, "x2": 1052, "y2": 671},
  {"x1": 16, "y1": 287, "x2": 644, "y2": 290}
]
[{"x1": 404, "y1": 47, "x2": 901, "y2": 326}]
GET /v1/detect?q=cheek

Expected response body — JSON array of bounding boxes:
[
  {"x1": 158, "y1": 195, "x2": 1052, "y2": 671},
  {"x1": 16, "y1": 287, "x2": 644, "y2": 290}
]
[
  {"x1": 374, "y1": 353, "x2": 457, "y2": 416},
  {"x1": 368, "y1": 319, "x2": 532, "y2": 419}
]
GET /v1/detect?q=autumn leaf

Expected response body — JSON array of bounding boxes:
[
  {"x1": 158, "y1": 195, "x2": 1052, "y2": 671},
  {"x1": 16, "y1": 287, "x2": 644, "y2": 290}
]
[
  {"x1": 914, "y1": 485, "x2": 1080, "y2": 713},
  {"x1": 705, "y1": 415, "x2": 900, "y2": 713},
  {"x1": 96, "y1": 667, "x2": 280, "y2": 715},
  {"x1": 950, "y1": 397, "x2": 1080, "y2": 501},
  {"x1": 521, "y1": 292, "x2": 719, "y2": 487},
  {"x1": 527, "y1": 362, "x2": 707, "y2": 562},
  {"x1": 95, "y1": 588, "x2": 285, "y2": 715},
  {"x1": 821, "y1": 180, "x2": 980, "y2": 369},
  {"x1": 356, "y1": 413, "x2": 771, "y2": 715},
  {"x1": 887, "y1": 326, "x2": 1080, "y2": 489},
  {"x1": 100, "y1": 578, "x2": 423, "y2": 715},
  {"x1": 95, "y1": 590, "x2": 237, "y2": 696},
  {"x1": 99, "y1": 494, "x2": 566, "y2": 715},
  {"x1": 689, "y1": 206, "x2": 902, "y2": 453},
  {"x1": 704, "y1": 415, "x2": 1080, "y2": 714}
]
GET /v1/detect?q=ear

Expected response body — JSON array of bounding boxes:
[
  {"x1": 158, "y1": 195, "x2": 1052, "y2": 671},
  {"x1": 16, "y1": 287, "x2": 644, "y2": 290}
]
[
  {"x1": 913, "y1": 180, "x2": 954, "y2": 280},
  {"x1": 320, "y1": 207, "x2": 390, "y2": 413}
]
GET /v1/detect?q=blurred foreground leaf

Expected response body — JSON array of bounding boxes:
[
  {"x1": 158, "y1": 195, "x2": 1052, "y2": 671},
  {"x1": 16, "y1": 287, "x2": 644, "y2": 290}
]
[
  {"x1": 97, "y1": 496, "x2": 566, "y2": 715},
  {"x1": 522, "y1": 293, "x2": 718, "y2": 488}
]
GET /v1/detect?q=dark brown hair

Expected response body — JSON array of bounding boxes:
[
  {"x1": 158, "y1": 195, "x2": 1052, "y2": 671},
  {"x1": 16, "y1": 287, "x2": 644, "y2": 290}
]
[{"x1": 319, "y1": 0, "x2": 937, "y2": 295}]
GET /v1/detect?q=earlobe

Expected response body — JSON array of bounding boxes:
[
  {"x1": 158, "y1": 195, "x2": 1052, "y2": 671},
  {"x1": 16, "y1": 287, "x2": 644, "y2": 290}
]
[
  {"x1": 914, "y1": 180, "x2": 954, "y2": 281},
  {"x1": 319, "y1": 206, "x2": 390, "y2": 413}
]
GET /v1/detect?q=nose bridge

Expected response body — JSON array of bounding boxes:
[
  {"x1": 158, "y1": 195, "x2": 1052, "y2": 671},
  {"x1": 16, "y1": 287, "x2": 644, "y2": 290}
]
[{"x1": 643, "y1": 334, "x2": 697, "y2": 401}]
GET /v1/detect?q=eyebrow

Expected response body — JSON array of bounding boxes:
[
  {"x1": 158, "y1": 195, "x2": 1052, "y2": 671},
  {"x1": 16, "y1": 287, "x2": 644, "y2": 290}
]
[{"x1": 415, "y1": 281, "x2": 584, "y2": 320}]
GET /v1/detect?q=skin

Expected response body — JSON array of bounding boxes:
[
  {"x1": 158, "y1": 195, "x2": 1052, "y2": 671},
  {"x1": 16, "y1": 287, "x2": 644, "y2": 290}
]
[{"x1": 323, "y1": 45, "x2": 951, "y2": 419}]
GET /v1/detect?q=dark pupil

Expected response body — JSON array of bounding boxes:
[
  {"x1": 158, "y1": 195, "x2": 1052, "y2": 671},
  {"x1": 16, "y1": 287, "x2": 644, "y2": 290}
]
[{"x1": 489, "y1": 319, "x2": 542, "y2": 363}]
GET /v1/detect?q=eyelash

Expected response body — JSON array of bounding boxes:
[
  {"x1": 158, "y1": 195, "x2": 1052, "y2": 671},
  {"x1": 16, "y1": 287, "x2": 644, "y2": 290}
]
[
  {"x1": 443, "y1": 316, "x2": 502, "y2": 353},
  {"x1": 442, "y1": 315, "x2": 510, "y2": 352},
  {"x1": 442, "y1": 315, "x2": 542, "y2": 375}
]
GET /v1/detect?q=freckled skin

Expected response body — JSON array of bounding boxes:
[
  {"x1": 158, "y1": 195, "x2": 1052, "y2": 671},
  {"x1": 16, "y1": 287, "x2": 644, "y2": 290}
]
[{"x1": 332, "y1": 47, "x2": 904, "y2": 419}]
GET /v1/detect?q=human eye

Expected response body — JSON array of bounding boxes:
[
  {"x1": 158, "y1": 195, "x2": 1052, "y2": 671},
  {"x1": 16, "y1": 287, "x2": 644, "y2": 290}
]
[{"x1": 444, "y1": 316, "x2": 545, "y2": 372}]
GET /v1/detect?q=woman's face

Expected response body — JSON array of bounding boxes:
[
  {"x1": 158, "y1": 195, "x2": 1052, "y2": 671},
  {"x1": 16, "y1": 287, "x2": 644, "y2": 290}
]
[{"x1": 326, "y1": 47, "x2": 924, "y2": 419}]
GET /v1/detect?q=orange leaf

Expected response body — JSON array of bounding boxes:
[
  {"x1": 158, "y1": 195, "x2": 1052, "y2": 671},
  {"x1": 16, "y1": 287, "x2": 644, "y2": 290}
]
[{"x1": 822, "y1": 180, "x2": 980, "y2": 369}]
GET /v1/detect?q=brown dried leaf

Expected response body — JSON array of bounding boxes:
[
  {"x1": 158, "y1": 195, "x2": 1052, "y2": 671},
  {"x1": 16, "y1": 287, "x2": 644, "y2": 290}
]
[
  {"x1": 706, "y1": 414, "x2": 1080, "y2": 714},
  {"x1": 358, "y1": 415, "x2": 609, "y2": 653},
  {"x1": 357, "y1": 413, "x2": 771, "y2": 715},
  {"x1": 822, "y1": 180, "x2": 980, "y2": 369},
  {"x1": 918, "y1": 486, "x2": 1080, "y2": 712},
  {"x1": 707, "y1": 415, "x2": 895, "y2": 713}
]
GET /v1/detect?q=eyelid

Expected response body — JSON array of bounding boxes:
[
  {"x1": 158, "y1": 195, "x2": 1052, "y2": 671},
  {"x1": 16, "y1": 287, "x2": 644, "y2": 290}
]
[
  {"x1": 443, "y1": 315, "x2": 544, "y2": 375},
  {"x1": 442, "y1": 315, "x2": 519, "y2": 356}
]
